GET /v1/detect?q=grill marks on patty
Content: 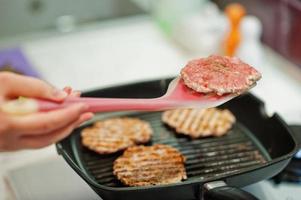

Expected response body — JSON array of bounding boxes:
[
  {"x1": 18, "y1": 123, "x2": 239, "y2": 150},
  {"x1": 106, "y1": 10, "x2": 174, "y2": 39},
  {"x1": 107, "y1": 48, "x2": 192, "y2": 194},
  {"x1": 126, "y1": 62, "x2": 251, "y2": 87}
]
[
  {"x1": 113, "y1": 144, "x2": 187, "y2": 186},
  {"x1": 81, "y1": 118, "x2": 153, "y2": 154},
  {"x1": 162, "y1": 108, "x2": 236, "y2": 138},
  {"x1": 181, "y1": 55, "x2": 261, "y2": 95}
]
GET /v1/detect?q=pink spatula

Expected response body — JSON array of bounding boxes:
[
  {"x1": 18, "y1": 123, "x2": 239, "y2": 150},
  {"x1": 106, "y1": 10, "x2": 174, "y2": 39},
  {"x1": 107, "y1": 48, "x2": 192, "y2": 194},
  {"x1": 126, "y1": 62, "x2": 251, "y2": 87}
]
[{"x1": 1, "y1": 77, "x2": 239, "y2": 115}]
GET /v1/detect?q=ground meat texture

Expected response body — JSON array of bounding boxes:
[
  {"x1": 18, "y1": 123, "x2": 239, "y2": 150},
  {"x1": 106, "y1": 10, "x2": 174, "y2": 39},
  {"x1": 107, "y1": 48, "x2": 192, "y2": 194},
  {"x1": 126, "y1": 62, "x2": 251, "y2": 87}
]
[{"x1": 180, "y1": 55, "x2": 261, "y2": 95}]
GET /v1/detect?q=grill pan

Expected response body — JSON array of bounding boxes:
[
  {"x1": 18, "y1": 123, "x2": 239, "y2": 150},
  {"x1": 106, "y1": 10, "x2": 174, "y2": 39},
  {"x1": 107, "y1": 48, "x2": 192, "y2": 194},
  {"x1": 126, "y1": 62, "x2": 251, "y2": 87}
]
[{"x1": 56, "y1": 78, "x2": 298, "y2": 200}]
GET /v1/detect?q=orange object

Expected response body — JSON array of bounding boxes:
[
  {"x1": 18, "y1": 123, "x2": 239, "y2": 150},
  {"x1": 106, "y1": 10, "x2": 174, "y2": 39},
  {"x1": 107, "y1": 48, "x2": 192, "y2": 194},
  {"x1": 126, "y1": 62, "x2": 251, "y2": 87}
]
[{"x1": 223, "y1": 3, "x2": 246, "y2": 56}]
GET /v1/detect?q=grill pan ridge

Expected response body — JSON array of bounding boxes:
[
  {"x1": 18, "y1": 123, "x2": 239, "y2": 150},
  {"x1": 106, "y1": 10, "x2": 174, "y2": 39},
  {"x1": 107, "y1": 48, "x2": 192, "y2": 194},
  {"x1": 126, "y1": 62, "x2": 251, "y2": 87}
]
[
  {"x1": 73, "y1": 112, "x2": 268, "y2": 188},
  {"x1": 57, "y1": 78, "x2": 298, "y2": 200}
]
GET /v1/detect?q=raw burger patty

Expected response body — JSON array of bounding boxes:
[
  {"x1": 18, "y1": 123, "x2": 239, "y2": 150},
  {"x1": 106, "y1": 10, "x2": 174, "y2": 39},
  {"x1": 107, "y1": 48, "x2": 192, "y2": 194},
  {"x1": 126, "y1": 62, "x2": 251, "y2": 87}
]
[
  {"x1": 162, "y1": 108, "x2": 236, "y2": 138},
  {"x1": 81, "y1": 117, "x2": 153, "y2": 154},
  {"x1": 113, "y1": 144, "x2": 187, "y2": 186},
  {"x1": 180, "y1": 55, "x2": 261, "y2": 95}
]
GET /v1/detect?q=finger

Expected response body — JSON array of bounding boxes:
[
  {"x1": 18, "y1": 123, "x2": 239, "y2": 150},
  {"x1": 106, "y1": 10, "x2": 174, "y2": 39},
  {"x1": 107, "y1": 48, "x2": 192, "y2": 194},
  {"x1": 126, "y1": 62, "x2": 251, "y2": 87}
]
[
  {"x1": 63, "y1": 87, "x2": 81, "y2": 97},
  {"x1": 19, "y1": 112, "x2": 94, "y2": 149},
  {"x1": 63, "y1": 86, "x2": 72, "y2": 95},
  {"x1": 75, "y1": 112, "x2": 94, "y2": 127},
  {"x1": 0, "y1": 72, "x2": 67, "y2": 101},
  {"x1": 19, "y1": 118, "x2": 79, "y2": 149},
  {"x1": 9, "y1": 103, "x2": 89, "y2": 135},
  {"x1": 71, "y1": 90, "x2": 81, "y2": 97}
]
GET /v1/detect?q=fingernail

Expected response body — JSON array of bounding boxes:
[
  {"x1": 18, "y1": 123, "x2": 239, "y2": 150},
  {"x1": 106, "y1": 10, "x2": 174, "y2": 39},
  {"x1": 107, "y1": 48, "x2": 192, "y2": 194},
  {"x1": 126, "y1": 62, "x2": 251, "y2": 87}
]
[
  {"x1": 73, "y1": 91, "x2": 81, "y2": 96},
  {"x1": 80, "y1": 104, "x2": 90, "y2": 111},
  {"x1": 86, "y1": 112, "x2": 94, "y2": 120},
  {"x1": 76, "y1": 113, "x2": 94, "y2": 128},
  {"x1": 64, "y1": 86, "x2": 72, "y2": 90},
  {"x1": 53, "y1": 90, "x2": 68, "y2": 99},
  {"x1": 82, "y1": 113, "x2": 94, "y2": 121},
  {"x1": 63, "y1": 86, "x2": 72, "y2": 94}
]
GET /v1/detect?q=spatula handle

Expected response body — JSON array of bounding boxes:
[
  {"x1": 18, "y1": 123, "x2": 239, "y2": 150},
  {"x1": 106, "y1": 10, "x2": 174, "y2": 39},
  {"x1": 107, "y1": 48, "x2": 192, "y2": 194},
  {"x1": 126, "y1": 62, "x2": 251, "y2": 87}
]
[
  {"x1": 0, "y1": 97, "x2": 174, "y2": 115},
  {"x1": 44, "y1": 97, "x2": 173, "y2": 112}
]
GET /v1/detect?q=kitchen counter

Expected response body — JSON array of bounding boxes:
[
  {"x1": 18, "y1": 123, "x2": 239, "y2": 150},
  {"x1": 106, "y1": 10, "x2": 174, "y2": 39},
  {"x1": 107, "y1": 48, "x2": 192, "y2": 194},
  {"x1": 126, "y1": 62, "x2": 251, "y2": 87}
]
[{"x1": 1, "y1": 16, "x2": 301, "y2": 200}]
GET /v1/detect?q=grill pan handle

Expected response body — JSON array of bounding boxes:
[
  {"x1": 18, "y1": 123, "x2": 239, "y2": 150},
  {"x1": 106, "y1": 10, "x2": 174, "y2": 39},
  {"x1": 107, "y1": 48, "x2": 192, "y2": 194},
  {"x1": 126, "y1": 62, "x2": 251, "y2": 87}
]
[{"x1": 203, "y1": 181, "x2": 259, "y2": 200}]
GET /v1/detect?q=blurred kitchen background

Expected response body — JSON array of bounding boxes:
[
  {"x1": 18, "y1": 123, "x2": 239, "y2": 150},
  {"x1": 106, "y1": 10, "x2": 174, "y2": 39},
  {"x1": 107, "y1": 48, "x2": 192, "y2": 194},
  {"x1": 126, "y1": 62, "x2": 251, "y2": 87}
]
[
  {"x1": 1, "y1": 0, "x2": 301, "y2": 65},
  {"x1": 1, "y1": 0, "x2": 301, "y2": 87},
  {"x1": 1, "y1": 0, "x2": 301, "y2": 200}
]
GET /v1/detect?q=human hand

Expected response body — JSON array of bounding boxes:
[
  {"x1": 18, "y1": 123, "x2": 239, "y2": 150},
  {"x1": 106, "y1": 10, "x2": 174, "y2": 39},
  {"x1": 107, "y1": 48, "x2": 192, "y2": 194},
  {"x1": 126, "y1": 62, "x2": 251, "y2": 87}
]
[{"x1": 0, "y1": 72, "x2": 93, "y2": 151}]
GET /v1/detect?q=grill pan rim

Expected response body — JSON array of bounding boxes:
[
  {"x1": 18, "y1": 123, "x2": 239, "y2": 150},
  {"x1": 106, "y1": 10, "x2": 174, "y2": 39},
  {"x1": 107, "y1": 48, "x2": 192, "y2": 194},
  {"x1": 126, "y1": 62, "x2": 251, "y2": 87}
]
[
  {"x1": 56, "y1": 77, "x2": 299, "y2": 193},
  {"x1": 57, "y1": 137, "x2": 293, "y2": 192},
  {"x1": 57, "y1": 111, "x2": 298, "y2": 192}
]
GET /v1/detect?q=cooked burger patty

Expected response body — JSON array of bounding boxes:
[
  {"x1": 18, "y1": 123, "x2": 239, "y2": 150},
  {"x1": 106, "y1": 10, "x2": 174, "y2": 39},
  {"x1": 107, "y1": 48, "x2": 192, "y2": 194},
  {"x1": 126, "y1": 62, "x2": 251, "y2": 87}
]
[
  {"x1": 113, "y1": 144, "x2": 187, "y2": 186},
  {"x1": 180, "y1": 55, "x2": 261, "y2": 95},
  {"x1": 81, "y1": 117, "x2": 153, "y2": 154},
  {"x1": 162, "y1": 108, "x2": 236, "y2": 138}
]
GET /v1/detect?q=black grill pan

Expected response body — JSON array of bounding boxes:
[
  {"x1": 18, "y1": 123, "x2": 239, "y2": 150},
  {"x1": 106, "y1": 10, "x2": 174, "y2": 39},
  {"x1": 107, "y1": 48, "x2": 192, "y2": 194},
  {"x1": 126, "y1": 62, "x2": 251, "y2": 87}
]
[{"x1": 56, "y1": 78, "x2": 298, "y2": 200}]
